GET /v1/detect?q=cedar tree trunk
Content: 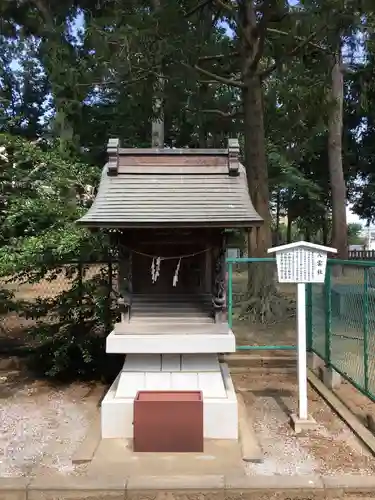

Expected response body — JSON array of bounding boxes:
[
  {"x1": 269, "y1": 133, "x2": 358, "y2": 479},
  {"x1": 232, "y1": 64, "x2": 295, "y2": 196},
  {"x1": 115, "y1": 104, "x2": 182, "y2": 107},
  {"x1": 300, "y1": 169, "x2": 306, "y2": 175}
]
[{"x1": 328, "y1": 50, "x2": 348, "y2": 261}]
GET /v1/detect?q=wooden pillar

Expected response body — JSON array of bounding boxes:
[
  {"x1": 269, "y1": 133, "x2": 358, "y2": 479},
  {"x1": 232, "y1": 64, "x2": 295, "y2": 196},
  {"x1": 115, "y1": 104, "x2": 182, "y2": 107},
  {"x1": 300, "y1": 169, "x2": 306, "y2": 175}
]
[
  {"x1": 117, "y1": 234, "x2": 132, "y2": 322},
  {"x1": 205, "y1": 249, "x2": 212, "y2": 293}
]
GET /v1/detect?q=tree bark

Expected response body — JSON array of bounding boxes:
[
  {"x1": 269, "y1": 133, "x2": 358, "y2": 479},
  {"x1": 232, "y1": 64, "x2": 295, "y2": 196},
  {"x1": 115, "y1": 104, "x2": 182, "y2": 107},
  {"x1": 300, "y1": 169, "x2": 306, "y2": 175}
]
[
  {"x1": 242, "y1": 75, "x2": 271, "y2": 257},
  {"x1": 151, "y1": 0, "x2": 164, "y2": 148},
  {"x1": 287, "y1": 189, "x2": 292, "y2": 243},
  {"x1": 322, "y1": 214, "x2": 329, "y2": 245},
  {"x1": 328, "y1": 49, "x2": 348, "y2": 260},
  {"x1": 275, "y1": 191, "x2": 280, "y2": 245}
]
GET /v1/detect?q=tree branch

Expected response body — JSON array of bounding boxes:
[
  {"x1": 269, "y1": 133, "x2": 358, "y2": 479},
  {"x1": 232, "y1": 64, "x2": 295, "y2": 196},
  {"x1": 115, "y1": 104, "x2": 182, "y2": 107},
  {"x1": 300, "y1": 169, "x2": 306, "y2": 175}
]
[
  {"x1": 184, "y1": 0, "x2": 213, "y2": 18},
  {"x1": 187, "y1": 63, "x2": 245, "y2": 88},
  {"x1": 202, "y1": 108, "x2": 243, "y2": 117},
  {"x1": 214, "y1": 0, "x2": 234, "y2": 12},
  {"x1": 76, "y1": 73, "x2": 152, "y2": 87},
  {"x1": 32, "y1": 0, "x2": 54, "y2": 26},
  {"x1": 248, "y1": 7, "x2": 268, "y2": 72},
  {"x1": 198, "y1": 51, "x2": 239, "y2": 61},
  {"x1": 259, "y1": 28, "x2": 328, "y2": 79},
  {"x1": 266, "y1": 27, "x2": 329, "y2": 53},
  {"x1": 199, "y1": 80, "x2": 224, "y2": 84},
  {"x1": 187, "y1": 108, "x2": 242, "y2": 118}
]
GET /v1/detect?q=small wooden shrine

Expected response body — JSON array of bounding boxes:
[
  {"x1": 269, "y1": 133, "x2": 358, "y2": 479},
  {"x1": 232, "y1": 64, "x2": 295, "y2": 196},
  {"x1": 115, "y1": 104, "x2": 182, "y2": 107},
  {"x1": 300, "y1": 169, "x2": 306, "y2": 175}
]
[{"x1": 78, "y1": 138, "x2": 262, "y2": 449}]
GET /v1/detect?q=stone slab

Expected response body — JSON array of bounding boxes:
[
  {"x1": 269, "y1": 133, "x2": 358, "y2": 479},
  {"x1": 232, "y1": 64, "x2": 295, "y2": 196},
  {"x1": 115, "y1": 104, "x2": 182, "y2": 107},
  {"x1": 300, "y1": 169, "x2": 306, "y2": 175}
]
[
  {"x1": 308, "y1": 369, "x2": 375, "y2": 456},
  {"x1": 237, "y1": 392, "x2": 263, "y2": 463},
  {"x1": 367, "y1": 413, "x2": 375, "y2": 434},
  {"x1": 322, "y1": 475, "x2": 375, "y2": 498},
  {"x1": 126, "y1": 475, "x2": 224, "y2": 500},
  {"x1": 27, "y1": 477, "x2": 126, "y2": 500},
  {"x1": 0, "y1": 478, "x2": 29, "y2": 500},
  {"x1": 127, "y1": 475, "x2": 225, "y2": 490},
  {"x1": 72, "y1": 412, "x2": 101, "y2": 464},
  {"x1": 225, "y1": 475, "x2": 325, "y2": 500},
  {"x1": 90, "y1": 438, "x2": 243, "y2": 476},
  {"x1": 2, "y1": 475, "x2": 375, "y2": 500}
]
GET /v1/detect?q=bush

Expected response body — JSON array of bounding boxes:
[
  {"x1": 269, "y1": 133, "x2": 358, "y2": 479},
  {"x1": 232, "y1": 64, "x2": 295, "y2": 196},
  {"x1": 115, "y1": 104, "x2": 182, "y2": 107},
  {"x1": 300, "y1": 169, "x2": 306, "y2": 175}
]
[{"x1": 16, "y1": 263, "x2": 122, "y2": 379}]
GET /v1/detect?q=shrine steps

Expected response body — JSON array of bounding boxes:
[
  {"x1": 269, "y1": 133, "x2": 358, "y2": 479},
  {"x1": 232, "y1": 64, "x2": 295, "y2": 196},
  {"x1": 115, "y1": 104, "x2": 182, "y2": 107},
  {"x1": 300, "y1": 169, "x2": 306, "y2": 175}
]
[
  {"x1": 129, "y1": 293, "x2": 214, "y2": 324},
  {"x1": 108, "y1": 291, "x2": 234, "y2": 354}
]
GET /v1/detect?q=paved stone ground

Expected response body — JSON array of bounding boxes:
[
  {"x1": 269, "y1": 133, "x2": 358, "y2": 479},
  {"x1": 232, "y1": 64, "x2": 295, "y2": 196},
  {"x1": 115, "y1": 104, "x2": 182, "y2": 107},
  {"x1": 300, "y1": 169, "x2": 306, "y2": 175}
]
[{"x1": 329, "y1": 377, "x2": 375, "y2": 429}]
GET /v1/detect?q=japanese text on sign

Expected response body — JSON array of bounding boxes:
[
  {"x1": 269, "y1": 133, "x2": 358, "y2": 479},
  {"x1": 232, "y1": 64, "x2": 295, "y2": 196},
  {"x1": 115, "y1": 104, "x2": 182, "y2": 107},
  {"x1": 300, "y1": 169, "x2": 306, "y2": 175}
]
[{"x1": 276, "y1": 248, "x2": 327, "y2": 283}]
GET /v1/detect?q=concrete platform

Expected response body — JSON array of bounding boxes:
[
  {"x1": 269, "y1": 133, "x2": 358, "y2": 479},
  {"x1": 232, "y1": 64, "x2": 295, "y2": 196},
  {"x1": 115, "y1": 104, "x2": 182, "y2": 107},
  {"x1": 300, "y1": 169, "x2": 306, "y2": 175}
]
[
  {"x1": 106, "y1": 329, "x2": 236, "y2": 353},
  {"x1": 101, "y1": 361, "x2": 238, "y2": 440},
  {"x1": 88, "y1": 438, "x2": 244, "y2": 476}
]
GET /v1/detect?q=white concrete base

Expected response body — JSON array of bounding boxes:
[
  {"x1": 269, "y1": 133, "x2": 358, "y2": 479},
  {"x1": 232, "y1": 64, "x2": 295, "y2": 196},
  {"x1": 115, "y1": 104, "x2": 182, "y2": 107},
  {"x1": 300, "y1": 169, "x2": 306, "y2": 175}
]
[
  {"x1": 290, "y1": 413, "x2": 318, "y2": 434},
  {"x1": 307, "y1": 352, "x2": 324, "y2": 371},
  {"x1": 106, "y1": 330, "x2": 236, "y2": 354},
  {"x1": 322, "y1": 366, "x2": 342, "y2": 390},
  {"x1": 101, "y1": 355, "x2": 238, "y2": 440}
]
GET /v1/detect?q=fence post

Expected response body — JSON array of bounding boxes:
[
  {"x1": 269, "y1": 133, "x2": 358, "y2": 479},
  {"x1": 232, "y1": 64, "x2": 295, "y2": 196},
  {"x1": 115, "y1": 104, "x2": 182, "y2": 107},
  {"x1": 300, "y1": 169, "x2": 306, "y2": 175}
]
[
  {"x1": 306, "y1": 283, "x2": 313, "y2": 351},
  {"x1": 324, "y1": 265, "x2": 332, "y2": 367},
  {"x1": 363, "y1": 267, "x2": 369, "y2": 393},
  {"x1": 227, "y1": 261, "x2": 233, "y2": 329}
]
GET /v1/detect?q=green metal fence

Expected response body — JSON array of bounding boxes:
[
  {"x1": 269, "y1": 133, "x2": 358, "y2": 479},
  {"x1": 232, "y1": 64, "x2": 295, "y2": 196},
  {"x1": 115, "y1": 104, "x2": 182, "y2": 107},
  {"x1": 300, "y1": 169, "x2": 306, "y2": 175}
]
[
  {"x1": 226, "y1": 257, "x2": 297, "y2": 351},
  {"x1": 226, "y1": 256, "x2": 375, "y2": 401},
  {"x1": 309, "y1": 259, "x2": 375, "y2": 401}
]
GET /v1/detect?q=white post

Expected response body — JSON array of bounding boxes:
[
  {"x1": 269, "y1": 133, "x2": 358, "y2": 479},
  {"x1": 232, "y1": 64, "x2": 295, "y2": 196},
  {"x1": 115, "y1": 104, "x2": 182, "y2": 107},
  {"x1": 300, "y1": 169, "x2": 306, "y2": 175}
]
[{"x1": 297, "y1": 283, "x2": 308, "y2": 420}]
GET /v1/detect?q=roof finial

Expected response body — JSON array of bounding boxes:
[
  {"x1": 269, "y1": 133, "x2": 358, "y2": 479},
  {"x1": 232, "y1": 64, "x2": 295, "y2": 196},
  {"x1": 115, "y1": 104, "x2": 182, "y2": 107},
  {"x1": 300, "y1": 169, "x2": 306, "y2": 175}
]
[
  {"x1": 228, "y1": 138, "x2": 240, "y2": 176},
  {"x1": 107, "y1": 138, "x2": 119, "y2": 176}
]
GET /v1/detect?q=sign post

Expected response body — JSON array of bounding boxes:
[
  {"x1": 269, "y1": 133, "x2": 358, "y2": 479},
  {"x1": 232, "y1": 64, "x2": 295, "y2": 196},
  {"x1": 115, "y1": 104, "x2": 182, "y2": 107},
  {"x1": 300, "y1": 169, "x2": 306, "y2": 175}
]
[{"x1": 268, "y1": 241, "x2": 337, "y2": 433}]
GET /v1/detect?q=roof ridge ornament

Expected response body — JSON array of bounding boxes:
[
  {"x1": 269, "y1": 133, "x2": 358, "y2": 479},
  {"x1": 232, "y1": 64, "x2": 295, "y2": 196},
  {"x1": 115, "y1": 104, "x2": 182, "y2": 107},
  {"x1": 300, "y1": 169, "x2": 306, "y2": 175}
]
[
  {"x1": 228, "y1": 138, "x2": 240, "y2": 177},
  {"x1": 107, "y1": 138, "x2": 119, "y2": 176}
]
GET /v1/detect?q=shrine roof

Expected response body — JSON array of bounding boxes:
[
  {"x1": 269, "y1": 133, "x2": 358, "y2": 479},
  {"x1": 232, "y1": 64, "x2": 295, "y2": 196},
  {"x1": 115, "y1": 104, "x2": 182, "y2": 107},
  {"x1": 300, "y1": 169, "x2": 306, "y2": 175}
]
[{"x1": 77, "y1": 139, "x2": 262, "y2": 228}]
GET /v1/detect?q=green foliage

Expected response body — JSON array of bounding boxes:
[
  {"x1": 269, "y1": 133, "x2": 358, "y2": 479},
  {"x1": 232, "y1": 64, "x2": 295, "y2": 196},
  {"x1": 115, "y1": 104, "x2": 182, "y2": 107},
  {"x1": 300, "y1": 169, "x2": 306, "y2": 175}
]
[
  {"x1": 347, "y1": 222, "x2": 365, "y2": 245},
  {"x1": 0, "y1": 134, "x2": 115, "y2": 378},
  {"x1": 0, "y1": 133, "x2": 103, "y2": 270},
  {"x1": 17, "y1": 264, "x2": 119, "y2": 379}
]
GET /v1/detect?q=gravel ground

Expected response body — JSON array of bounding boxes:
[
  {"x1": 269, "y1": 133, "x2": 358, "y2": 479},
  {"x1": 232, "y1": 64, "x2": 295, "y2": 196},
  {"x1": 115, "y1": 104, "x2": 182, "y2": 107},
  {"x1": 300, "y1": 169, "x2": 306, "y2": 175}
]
[
  {"x1": 0, "y1": 368, "x2": 103, "y2": 478},
  {"x1": 233, "y1": 370, "x2": 375, "y2": 476},
  {"x1": 1, "y1": 362, "x2": 375, "y2": 478}
]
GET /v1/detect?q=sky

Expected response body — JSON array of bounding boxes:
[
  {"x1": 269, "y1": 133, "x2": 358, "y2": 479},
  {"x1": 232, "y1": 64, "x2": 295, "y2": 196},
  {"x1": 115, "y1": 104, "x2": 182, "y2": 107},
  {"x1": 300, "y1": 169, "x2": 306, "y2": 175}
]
[{"x1": 346, "y1": 207, "x2": 362, "y2": 225}]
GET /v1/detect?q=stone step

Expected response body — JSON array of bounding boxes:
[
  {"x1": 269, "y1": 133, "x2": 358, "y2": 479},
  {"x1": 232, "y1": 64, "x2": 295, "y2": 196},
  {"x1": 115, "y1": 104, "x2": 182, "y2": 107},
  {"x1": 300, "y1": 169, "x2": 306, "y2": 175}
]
[
  {"x1": 131, "y1": 304, "x2": 211, "y2": 312},
  {"x1": 132, "y1": 294, "x2": 212, "y2": 303},
  {"x1": 132, "y1": 309, "x2": 211, "y2": 317},
  {"x1": 114, "y1": 322, "x2": 229, "y2": 335},
  {"x1": 131, "y1": 316, "x2": 214, "y2": 324}
]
